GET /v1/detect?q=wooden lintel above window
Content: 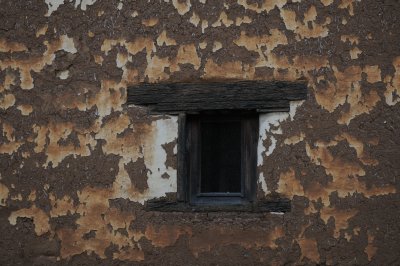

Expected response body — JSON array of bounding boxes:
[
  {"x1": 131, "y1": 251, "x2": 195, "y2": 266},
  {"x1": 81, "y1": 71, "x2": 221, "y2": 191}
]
[{"x1": 127, "y1": 80, "x2": 308, "y2": 113}]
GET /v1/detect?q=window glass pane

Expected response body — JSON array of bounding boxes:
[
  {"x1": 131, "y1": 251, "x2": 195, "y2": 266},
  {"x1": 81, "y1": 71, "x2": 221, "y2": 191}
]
[{"x1": 200, "y1": 120, "x2": 241, "y2": 193}]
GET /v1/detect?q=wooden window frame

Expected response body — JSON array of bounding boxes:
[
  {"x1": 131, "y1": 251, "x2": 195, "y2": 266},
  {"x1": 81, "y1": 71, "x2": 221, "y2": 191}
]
[{"x1": 184, "y1": 112, "x2": 258, "y2": 206}]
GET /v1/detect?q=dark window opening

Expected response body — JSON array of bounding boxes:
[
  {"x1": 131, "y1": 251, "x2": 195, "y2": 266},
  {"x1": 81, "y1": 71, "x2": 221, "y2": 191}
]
[
  {"x1": 187, "y1": 112, "x2": 258, "y2": 206},
  {"x1": 200, "y1": 118, "x2": 242, "y2": 194}
]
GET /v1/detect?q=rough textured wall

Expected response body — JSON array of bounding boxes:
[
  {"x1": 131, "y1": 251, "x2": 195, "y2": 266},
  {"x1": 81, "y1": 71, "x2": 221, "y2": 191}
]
[{"x1": 0, "y1": 0, "x2": 399, "y2": 265}]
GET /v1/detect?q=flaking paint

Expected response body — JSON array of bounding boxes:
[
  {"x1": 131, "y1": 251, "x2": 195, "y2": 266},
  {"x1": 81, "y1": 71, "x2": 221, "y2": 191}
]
[{"x1": 0, "y1": 0, "x2": 399, "y2": 265}]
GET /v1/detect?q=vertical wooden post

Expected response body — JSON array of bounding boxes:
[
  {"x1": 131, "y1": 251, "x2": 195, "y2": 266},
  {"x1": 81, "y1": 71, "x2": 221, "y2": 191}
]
[{"x1": 177, "y1": 113, "x2": 187, "y2": 202}]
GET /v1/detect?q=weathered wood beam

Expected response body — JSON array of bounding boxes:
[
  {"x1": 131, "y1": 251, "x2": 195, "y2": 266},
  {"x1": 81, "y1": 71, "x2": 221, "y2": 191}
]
[
  {"x1": 144, "y1": 198, "x2": 291, "y2": 213},
  {"x1": 127, "y1": 81, "x2": 308, "y2": 113}
]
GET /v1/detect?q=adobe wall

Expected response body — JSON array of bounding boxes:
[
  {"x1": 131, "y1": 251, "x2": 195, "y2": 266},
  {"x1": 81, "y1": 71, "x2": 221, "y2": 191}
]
[{"x1": 0, "y1": 0, "x2": 399, "y2": 265}]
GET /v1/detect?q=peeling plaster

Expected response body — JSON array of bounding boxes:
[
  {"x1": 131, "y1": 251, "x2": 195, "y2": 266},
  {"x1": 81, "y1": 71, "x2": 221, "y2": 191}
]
[
  {"x1": 1, "y1": 0, "x2": 399, "y2": 264},
  {"x1": 0, "y1": 183, "x2": 9, "y2": 206},
  {"x1": 45, "y1": 0, "x2": 65, "y2": 16},
  {"x1": 142, "y1": 118, "x2": 178, "y2": 201},
  {"x1": 258, "y1": 100, "x2": 304, "y2": 162}
]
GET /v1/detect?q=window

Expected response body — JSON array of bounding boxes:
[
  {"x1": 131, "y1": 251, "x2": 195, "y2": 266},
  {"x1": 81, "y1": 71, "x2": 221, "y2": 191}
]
[
  {"x1": 127, "y1": 80, "x2": 308, "y2": 212},
  {"x1": 186, "y1": 112, "x2": 258, "y2": 206}
]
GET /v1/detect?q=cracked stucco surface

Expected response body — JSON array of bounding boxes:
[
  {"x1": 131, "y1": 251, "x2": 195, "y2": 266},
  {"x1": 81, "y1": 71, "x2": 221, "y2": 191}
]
[{"x1": 0, "y1": 0, "x2": 399, "y2": 265}]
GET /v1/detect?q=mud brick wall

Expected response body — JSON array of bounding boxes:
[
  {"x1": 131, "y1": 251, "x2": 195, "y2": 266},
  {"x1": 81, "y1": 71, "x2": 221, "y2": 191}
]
[{"x1": 0, "y1": 0, "x2": 399, "y2": 265}]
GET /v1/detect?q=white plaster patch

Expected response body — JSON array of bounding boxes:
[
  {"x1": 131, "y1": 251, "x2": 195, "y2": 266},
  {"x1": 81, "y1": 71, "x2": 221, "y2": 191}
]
[
  {"x1": 257, "y1": 100, "x2": 304, "y2": 163},
  {"x1": 143, "y1": 117, "x2": 178, "y2": 201},
  {"x1": 258, "y1": 112, "x2": 289, "y2": 162},
  {"x1": 57, "y1": 70, "x2": 69, "y2": 80},
  {"x1": 60, "y1": 35, "x2": 77, "y2": 54},
  {"x1": 258, "y1": 172, "x2": 268, "y2": 194},
  {"x1": 45, "y1": 0, "x2": 65, "y2": 16},
  {"x1": 257, "y1": 101, "x2": 305, "y2": 196},
  {"x1": 45, "y1": 0, "x2": 97, "y2": 15},
  {"x1": 289, "y1": 100, "x2": 305, "y2": 120},
  {"x1": 75, "y1": 0, "x2": 97, "y2": 11},
  {"x1": 99, "y1": 116, "x2": 177, "y2": 203},
  {"x1": 385, "y1": 85, "x2": 400, "y2": 106}
]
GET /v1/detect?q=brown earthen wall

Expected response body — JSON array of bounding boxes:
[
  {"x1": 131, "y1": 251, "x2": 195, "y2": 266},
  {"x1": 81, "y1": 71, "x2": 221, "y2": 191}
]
[{"x1": 0, "y1": 0, "x2": 399, "y2": 265}]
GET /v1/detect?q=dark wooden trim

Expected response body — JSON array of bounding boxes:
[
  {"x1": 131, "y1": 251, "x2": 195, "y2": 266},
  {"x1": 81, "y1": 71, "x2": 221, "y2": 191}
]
[
  {"x1": 144, "y1": 198, "x2": 291, "y2": 213},
  {"x1": 242, "y1": 115, "x2": 259, "y2": 203},
  {"x1": 127, "y1": 81, "x2": 307, "y2": 113},
  {"x1": 177, "y1": 113, "x2": 187, "y2": 202}
]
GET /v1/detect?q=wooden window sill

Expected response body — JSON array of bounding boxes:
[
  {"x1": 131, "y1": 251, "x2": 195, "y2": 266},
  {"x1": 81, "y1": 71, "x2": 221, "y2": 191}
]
[{"x1": 144, "y1": 198, "x2": 291, "y2": 213}]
